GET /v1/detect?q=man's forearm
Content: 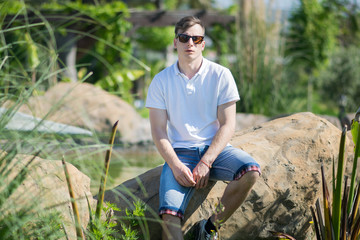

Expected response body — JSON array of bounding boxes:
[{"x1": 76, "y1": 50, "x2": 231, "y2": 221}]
[
  {"x1": 201, "y1": 123, "x2": 235, "y2": 166},
  {"x1": 200, "y1": 101, "x2": 237, "y2": 167},
  {"x1": 153, "y1": 136, "x2": 181, "y2": 169}
]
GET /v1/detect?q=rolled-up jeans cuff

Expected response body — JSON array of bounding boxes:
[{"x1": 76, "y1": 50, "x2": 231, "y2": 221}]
[
  {"x1": 234, "y1": 164, "x2": 261, "y2": 181},
  {"x1": 159, "y1": 208, "x2": 184, "y2": 220}
]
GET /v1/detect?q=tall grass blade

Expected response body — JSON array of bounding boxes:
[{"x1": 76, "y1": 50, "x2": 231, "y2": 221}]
[
  {"x1": 62, "y1": 157, "x2": 84, "y2": 240},
  {"x1": 95, "y1": 120, "x2": 119, "y2": 221},
  {"x1": 349, "y1": 182, "x2": 360, "y2": 233},
  {"x1": 340, "y1": 177, "x2": 349, "y2": 240},
  {"x1": 348, "y1": 115, "x2": 360, "y2": 214},
  {"x1": 0, "y1": 22, "x2": 45, "y2": 34},
  {"x1": 333, "y1": 127, "x2": 347, "y2": 239},
  {"x1": 62, "y1": 223, "x2": 70, "y2": 240},
  {"x1": 350, "y1": 215, "x2": 360, "y2": 240},
  {"x1": 85, "y1": 193, "x2": 96, "y2": 235},
  {"x1": 321, "y1": 164, "x2": 334, "y2": 240},
  {"x1": 0, "y1": 150, "x2": 39, "y2": 207},
  {"x1": 311, "y1": 205, "x2": 322, "y2": 240},
  {"x1": 0, "y1": 148, "x2": 18, "y2": 177},
  {"x1": 332, "y1": 158, "x2": 336, "y2": 203},
  {"x1": 316, "y1": 199, "x2": 325, "y2": 240}
]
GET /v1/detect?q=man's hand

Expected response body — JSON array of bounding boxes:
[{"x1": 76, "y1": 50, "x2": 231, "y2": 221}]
[
  {"x1": 192, "y1": 160, "x2": 210, "y2": 189},
  {"x1": 173, "y1": 162, "x2": 196, "y2": 187}
]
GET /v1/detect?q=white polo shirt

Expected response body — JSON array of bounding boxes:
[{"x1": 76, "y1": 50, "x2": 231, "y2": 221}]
[{"x1": 146, "y1": 58, "x2": 240, "y2": 148}]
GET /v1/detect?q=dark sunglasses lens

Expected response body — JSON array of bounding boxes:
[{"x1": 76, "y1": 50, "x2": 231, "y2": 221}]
[
  {"x1": 178, "y1": 34, "x2": 189, "y2": 43},
  {"x1": 178, "y1": 34, "x2": 203, "y2": 44},
  {"x1": 193, "y1": 36, "x2": 203, "y2": 44}
]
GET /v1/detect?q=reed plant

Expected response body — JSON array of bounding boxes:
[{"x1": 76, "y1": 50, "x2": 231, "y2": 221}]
[
  {"x1": 0, "y1": 1, "x2": 153, "y2": 239},
  {"x1": 234, "y1": 0, "x2": 288, "y2": 116}
]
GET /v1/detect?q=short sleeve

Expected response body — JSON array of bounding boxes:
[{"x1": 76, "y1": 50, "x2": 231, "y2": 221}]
[
  {"x1": 145, "y1": 76, "x2": 167, "y2": 109},
  {"x1": 218, "y1": 69, "x2": 240, "y2": 106}
]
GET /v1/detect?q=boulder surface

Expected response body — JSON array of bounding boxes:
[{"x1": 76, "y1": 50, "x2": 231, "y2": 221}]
[
  {"x1": 13, "y1": 82, "x2": 151, "y2": 143},
  {"x1": 3, "y1": 153, "x2": 93, "y2": 239},
  {"x1": 103, "y1": 112, "x2": 355, "y2": 239}
]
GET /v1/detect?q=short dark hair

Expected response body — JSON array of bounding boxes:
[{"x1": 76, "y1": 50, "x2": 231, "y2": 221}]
[{"x1": 175, "y1": 16, "x2": 205, "y2": 35}]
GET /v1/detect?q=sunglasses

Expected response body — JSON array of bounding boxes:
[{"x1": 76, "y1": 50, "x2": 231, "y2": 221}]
[{"x1": 177, "y1": 34, "x2": 204, "y2": 44}]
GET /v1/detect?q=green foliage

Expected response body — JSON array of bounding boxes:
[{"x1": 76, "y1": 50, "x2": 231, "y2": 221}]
[
  {"x1": 310, "y1": 114, "x2": 360, "y2": 240},
  {"x1": 123, "y1": 200, "x2": 146, "y2": 228},
  {"x1": 16, "y1": 211, "x2": 65, "y2": 240},
  {"x1": 348, "y1": 107, "x2": 360, "y2": 213},
  {"x1": 87, "y1": 202, "x2": 121, "y2": 240},
  {"x1": 1, "y1": 3, "x2": 151, "y2": 239},
  {"x1": 318, "y1": 46, "x2": 360, "y2": 112},
  {"x1": 284, "y1": 0, "x2": 339, "y2": 112},
  {"x1": 0, "y1": 146, "x2": 66, "y2": 239},
  {"x1": 136, "y1": 27, "x2": 174, "y2": 51},
  {"x1": 87, "y1": 200, "x2": 146, "y2": 240},
  {"x1": 0, "y1": 1, "x2": 57, "y2": 97},
  {"x1": 232, "y1": 1, "x2": 288, "y2": 116},
  {"x1": 352, "y1": 110, "x2": 360, "y2": 150},
  {"x1": 285, "y1": 0, "x2": 338, "y2": 70},
  {"x1": 95, "y1": 68, "x2": 145, "y2": 103},
  {"x1": 2, "y1": 0, "x2": 149, "y2": 105}
]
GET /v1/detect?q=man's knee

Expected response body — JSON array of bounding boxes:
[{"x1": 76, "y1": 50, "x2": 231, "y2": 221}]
[{"x1": 240, "y1": 170, "x2": 260, "y2": 186}]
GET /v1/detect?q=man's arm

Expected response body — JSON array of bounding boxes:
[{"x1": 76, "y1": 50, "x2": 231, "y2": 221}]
[
  {"x1": 149, "y1": 108, "x2": 196, "y2": 187},
  {"x1": 192, "y1": 101, "x2": 237, "y2": 189}
]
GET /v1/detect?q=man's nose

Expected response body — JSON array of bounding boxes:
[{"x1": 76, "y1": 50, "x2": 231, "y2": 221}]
[{"x1": 187, "y1": 38, "x2": 194, "y2": 45}]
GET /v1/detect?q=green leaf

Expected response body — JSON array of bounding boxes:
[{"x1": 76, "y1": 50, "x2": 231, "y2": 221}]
[
  {"x1": 332, "y1": 127, "x2": 347, "y2": 240},
  {"x1": 24, "y1": 32, "x2": 40, "y2": 69},
  {"x1": 351, "y1": 120, "x2": 359, "y2": 157}
]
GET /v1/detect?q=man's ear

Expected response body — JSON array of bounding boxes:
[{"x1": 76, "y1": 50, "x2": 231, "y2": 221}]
[
  {"x1": 201, "y1": 40, "x2": 205, "y2": 50},
  {"x1": 174, "y1": 38, "x2": 177, "y2": 49}
]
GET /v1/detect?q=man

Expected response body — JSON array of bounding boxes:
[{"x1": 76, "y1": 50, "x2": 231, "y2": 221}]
[{"x1": 145, "y1": 16, "x2": 261, "y2": 240}]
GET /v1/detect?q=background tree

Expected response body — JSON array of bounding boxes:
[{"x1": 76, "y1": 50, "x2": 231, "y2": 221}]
[
  {"x1": 284, "y1": 0, "x2": 338, "y2": 112},
  {"x1": 232, "y1": 0, "x2": 287, "y2": 116}
]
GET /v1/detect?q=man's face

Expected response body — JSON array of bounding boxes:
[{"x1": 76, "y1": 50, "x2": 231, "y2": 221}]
[{"x1": 174, "y1": 24, "x2": 205, "y2": 60}]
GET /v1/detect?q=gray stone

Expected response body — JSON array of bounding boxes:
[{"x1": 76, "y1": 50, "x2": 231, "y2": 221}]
[
  {"x1": 0, "y1": 107, "x2": 92, "y2": 136},
  {"x1": 9, "y1": 82, "x2": 151, "y2": 144}
]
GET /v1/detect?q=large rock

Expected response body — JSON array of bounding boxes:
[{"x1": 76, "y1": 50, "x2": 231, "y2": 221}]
[
  {"x1": 236, "y1": 113, "x2": 269, "y2": 131},
  {"x1": 3, "y1": 153, "x2": 93, "y2": 239},
  {"x1": 12, "y1": 82, "x2": 151, "y2": 143},
  {"x1": 103, "y1": 112, "x2": 355, "y2": 239},
  {"x1": 0, "y1": 107, "x2": 92, "y2": 136}
]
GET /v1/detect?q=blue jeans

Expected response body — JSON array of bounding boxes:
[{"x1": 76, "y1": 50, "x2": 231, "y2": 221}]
[{"x1": 159, "y1": 145, "x2": 261, "y2": 219}]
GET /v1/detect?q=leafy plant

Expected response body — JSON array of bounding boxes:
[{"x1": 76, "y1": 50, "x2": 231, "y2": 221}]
[
  {"x1": 84, "y1": 120, "x2": 147, "y2": 239},
  {"x1": 86, "y1": 201, "x2": 120, "y2": 240},
  {"x1": 310, "y1": 108, "x2": 360, "y2": 240},
  {"x1": 318, "y1": 47, "x2": 360, "y2": 113},
  {"x1": 285, "y1": 0, "x2": 338, "y2": 112}
]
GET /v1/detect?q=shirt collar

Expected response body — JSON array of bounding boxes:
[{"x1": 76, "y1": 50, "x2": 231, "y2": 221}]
[{"x1": 174, "y1": 58, "x2": 208, "y2": 76}]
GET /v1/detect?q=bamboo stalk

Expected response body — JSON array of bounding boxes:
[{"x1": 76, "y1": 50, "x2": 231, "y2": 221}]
[
  {"x1": 62, "y1": 157, "x2": 84, "y2": 240},
  {"x1": 95, "y1": 120, "x2": 119, "y2": 221}
]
